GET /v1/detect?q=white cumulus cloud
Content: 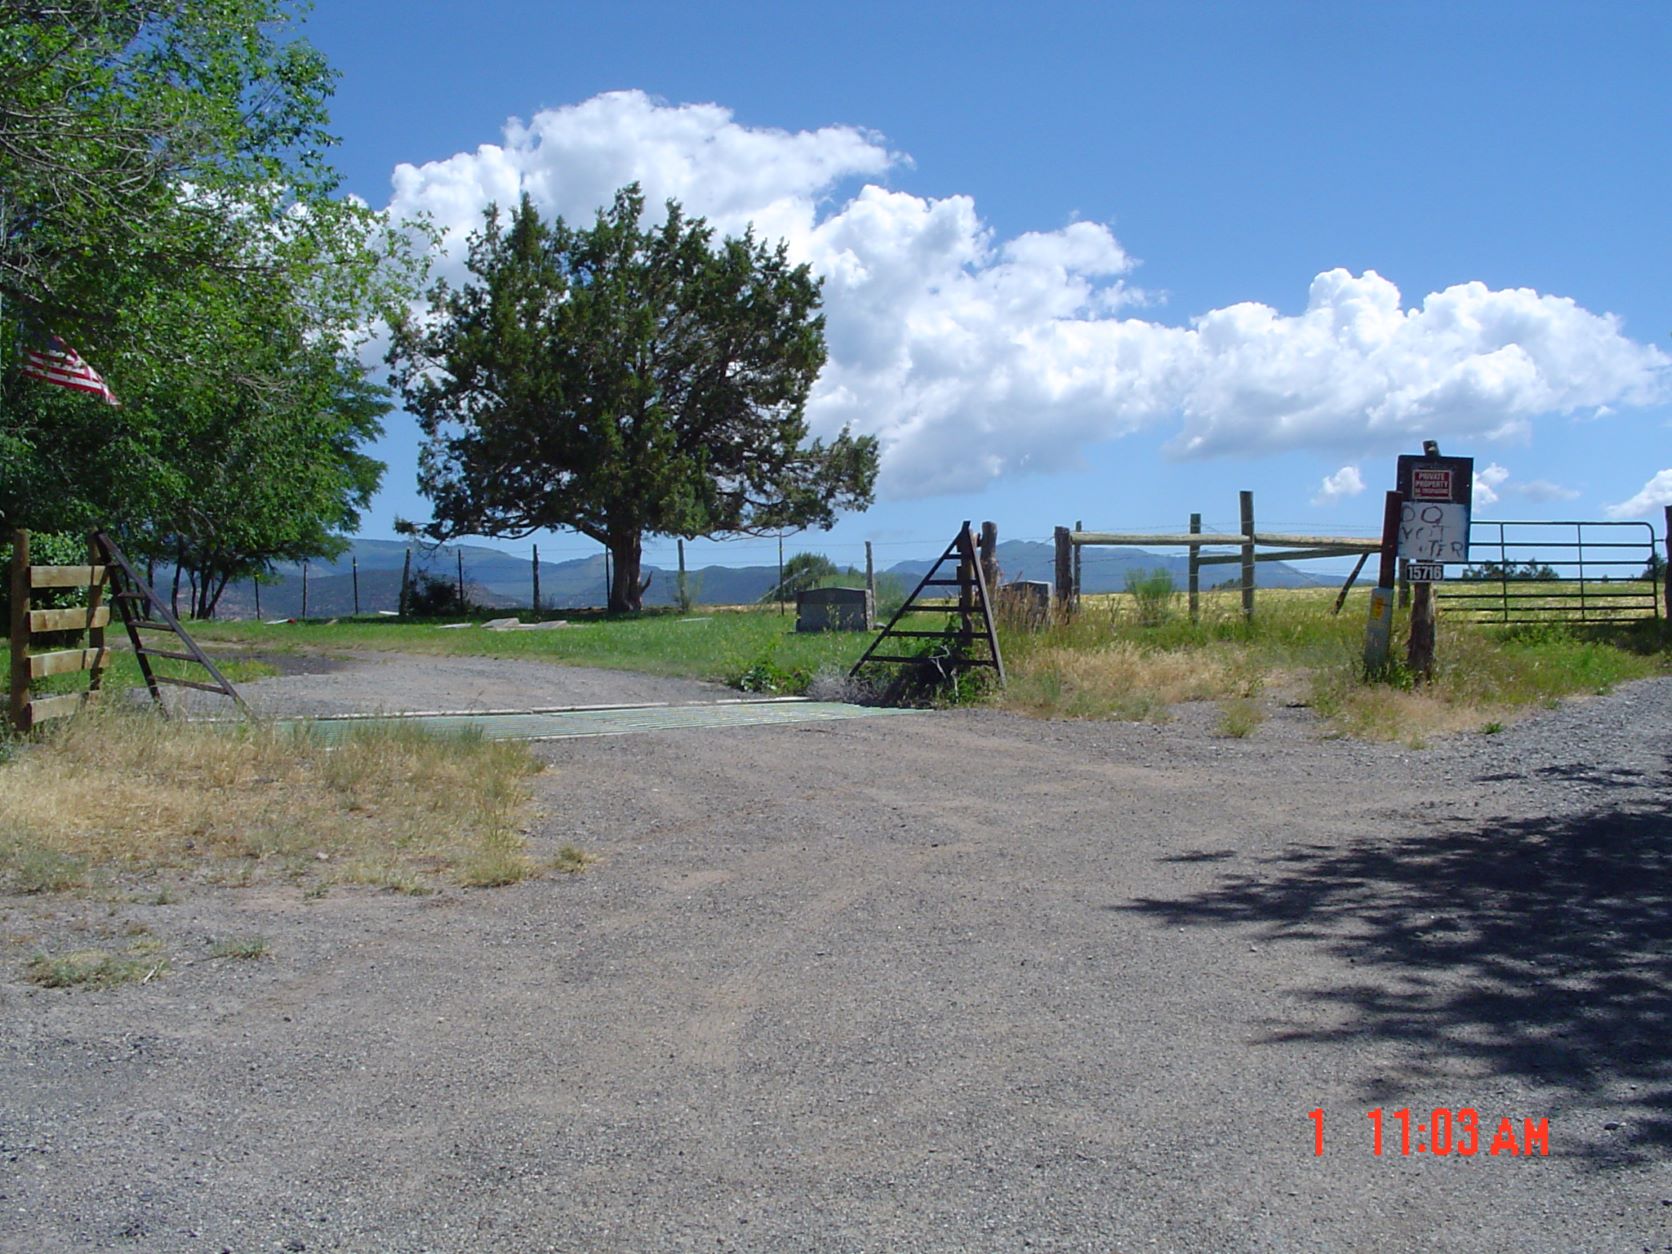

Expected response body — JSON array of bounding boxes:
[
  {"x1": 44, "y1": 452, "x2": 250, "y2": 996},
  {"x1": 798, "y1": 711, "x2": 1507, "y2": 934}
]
[
  {"x1": 1312, "y1": 465, "x2": 1366, "y2": 506},
  {"x1": 1473, "y1": 463, "x2": 1511, "y2": 507},
  {"x1": 381, "y1": 91, "x2": 1672, "y2": 499},
  {"x1": 1515, "y1": 479, "x2": 1581, "y2": 503},
  {"x1": 1606, "y1": 470, "x2": 1672, "y2": 519}
]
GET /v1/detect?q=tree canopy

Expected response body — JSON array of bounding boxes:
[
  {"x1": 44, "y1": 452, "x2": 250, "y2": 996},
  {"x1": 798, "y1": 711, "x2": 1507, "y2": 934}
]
[
  {"x1": 388, "y1": 186, "x2": 878, "y2": 612},
  {"x1": 0, "y1": 1, "x2": 419, "y2": 613}
]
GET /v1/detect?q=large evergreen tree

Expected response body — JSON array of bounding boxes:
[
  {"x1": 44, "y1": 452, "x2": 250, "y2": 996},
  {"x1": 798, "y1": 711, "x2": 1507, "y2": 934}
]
[{"x1": 388, "y1": 186, "x2": 878, "y2": 612}]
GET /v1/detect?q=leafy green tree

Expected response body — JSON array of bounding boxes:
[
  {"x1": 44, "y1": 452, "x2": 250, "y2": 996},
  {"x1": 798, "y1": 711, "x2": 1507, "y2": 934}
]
[
  {"x1": 0, "y1": 1, "x2": 419, "y2": 609},
  {"x1": 762, "y1": 552, "x2": 840, "y2": 603},
  {"x1": 389, "y1": 186, "x2": 879, "y2": 612},
  {"x1": 0, "y1": 1, "x2": 363, "y2": 344}
]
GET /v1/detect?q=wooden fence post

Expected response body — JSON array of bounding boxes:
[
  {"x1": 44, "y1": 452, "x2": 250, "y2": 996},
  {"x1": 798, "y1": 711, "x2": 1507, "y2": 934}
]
[
  {"x1": 9, "y1": 529, "x2": 30, "y2": 732},
  {"x1": 85, "y1": 535, "x2": 106, "y2": 695},
  {"x1": 1054, "y1": 526, "x2": 1073, "y2": 614},
  {"x1": 1664, "y1": 505, "x2": 1671, "y2": 622},
  {"x1": 1363, "y1": 491, "x2": 1403, "y2": 672},
  {"x1": 1239, "y1": 490, "x2": 1256, "y2": 619},
  {"x1": 1188, "y1": 512, "x2": 1201, "y2": 624},
  {"x1": 979, "y1": 521, "x2": 999, "y2": 592},
  {"x1": 351, "y1": 556, "x2": 360, "y2": 616},
  {"x1": 1072, "y1": 518, "x2": 1082, "y2": 604},
  {"x1": 1407, "y1": 580, "x2": 1435, "y2": 681}
]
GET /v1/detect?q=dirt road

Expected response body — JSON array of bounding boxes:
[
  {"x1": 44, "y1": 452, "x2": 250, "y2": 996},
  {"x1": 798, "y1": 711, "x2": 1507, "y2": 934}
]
[{"x1": 3, "y1": 655, "x2": 1668, "y2": 1251}]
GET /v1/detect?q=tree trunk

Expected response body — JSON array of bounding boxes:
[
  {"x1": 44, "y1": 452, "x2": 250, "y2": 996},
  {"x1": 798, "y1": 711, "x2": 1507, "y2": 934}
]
[{"x1": 608, "y1": 532, "x2": 644, "y2": 613}]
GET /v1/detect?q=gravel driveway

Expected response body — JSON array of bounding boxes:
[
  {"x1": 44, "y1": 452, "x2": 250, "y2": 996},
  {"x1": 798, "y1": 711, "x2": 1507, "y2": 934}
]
[{"x1": 3, "y1": 654, "x2": 1669, "y2": 1252}]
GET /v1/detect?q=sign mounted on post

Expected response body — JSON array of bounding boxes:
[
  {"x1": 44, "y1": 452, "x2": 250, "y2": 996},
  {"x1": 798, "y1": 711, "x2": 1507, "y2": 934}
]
[
  {"x1": 1396, "y1": 454, "x2": 1473, "y2": 565},
  {"x1": 1406, "y1": 561, "x2": 1446, "y2": 583}
]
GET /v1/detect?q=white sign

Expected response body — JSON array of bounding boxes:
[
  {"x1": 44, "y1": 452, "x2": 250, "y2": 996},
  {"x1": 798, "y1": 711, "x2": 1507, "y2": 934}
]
[
  {"x1": 1407, "y1": 561, "x2": 1446, "y2": 583},
  {"x1": 1398, "y1": 501, "x2": 1470, "y2": 562}
]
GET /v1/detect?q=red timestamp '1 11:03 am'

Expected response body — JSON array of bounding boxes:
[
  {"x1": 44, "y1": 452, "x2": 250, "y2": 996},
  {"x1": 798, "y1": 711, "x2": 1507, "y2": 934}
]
[{"x1": 1307, "y1": 1108, "x2": 1550, "y2": 1157}]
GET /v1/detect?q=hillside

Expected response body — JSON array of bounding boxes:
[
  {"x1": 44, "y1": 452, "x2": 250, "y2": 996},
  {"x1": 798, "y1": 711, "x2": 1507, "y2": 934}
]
[{"x1": 179, "y1": 535, "x2": 1333, "y2": 619}]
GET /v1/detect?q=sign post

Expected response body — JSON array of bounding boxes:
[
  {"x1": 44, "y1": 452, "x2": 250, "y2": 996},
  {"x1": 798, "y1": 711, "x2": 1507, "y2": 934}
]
[
  {"x1": 1396, "y1": 449, "x2": 1473, "y2": 681},
  {"x1": 1363, "y1": 492, "x2": 1403, "y2": 673}
]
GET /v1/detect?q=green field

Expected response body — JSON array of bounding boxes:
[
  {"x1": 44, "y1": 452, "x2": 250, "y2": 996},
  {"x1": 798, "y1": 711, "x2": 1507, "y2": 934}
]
[{"x1": 8, "y1": 584, "x2": 1669, "y2": 743}]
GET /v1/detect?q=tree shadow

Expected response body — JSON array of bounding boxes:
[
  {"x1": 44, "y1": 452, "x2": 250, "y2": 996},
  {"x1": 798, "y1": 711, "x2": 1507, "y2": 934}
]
[{"x1": 1124, "y1": 765, "x2": 1672, "y2": 1167}]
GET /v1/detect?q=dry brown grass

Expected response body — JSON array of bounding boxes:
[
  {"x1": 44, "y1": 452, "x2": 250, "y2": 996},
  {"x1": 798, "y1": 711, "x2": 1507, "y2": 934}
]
[
  {"x1": 998, "y1": 586, "x2": 1668, "y2": 741},
  {"x1": 0, "y1": 705, "x2": 545, "y2": 894},
  {"x1": 1004, "y1": 640, "x2": 1263, "y2": 721}
]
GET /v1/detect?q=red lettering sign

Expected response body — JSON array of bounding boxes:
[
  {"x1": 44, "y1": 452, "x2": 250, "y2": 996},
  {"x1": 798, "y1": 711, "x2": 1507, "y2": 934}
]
[{"x1": 1411, "y1": 468, "x2": 1453, "y2": 500}]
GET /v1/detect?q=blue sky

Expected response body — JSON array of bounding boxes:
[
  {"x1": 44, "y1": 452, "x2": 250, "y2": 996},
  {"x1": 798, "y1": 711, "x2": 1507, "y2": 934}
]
[{"x1": 301, "y1": 1, "x2": 1670, "y2": 573}]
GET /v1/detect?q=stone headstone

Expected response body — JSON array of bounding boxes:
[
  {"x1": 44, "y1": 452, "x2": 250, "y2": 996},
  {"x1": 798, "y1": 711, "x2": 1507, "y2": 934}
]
[{"x1": 796, "y1": 586, "x2": 873, "y2": 632}]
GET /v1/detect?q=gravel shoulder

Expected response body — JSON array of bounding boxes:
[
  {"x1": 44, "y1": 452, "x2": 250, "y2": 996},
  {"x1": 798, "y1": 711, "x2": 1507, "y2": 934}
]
[{"x1": 4, "y1": 654, "x2": 1669, "y2": 1252}]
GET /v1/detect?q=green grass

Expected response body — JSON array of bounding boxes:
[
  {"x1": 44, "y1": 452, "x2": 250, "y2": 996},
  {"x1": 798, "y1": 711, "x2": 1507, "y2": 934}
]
[
  {"x1": 1, "y1": 645, "x2": 276, "y2": 699},
  {"x1": 26, "y1": 939, "x2": 168, "y2": 988},
  {"x1": 208, "y1": 935, "x2": 270, "y2": 960},
  {"x1": 15, "y1": 588, "x2": 1661, "y2": 744}
]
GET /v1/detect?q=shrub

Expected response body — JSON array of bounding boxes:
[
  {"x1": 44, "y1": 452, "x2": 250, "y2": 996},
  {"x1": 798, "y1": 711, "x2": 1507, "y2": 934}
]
[{"x1": 1125, "y1": 568, "x2": 1177, "y2": 626}]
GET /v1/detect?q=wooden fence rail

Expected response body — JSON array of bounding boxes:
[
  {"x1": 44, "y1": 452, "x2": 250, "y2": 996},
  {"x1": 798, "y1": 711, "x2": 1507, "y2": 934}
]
[
  {"x1": 7, "y1": 530, "x2": 111, "y2": 732},
  {"x1": 1057, "y1": 490, "x2": 1380, "y2": 621}
]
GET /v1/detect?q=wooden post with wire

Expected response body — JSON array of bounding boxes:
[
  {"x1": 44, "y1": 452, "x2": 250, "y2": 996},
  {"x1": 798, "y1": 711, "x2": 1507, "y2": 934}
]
[
  {"x1": 1663, "y1": 505, "x2": 1671, "y2": 623},
  {"x1": 1072, "y1": 518, "x2": 1082, "y2": 605},
  {"x1": 979, "y1": 521, "x2": 999, "y2": 594},
  {"x1": 1239, "y1": 490, "x2": 1256, "y2": 619},
  {"x1": 8, "y1": 529, "x2": 32, "y2": 731},
  {"x1": 1363, "y1": 492, "x2": 1402, "y2": 673},
  {"x1": 1188, "y1": 512, "x2": 1201, "y2": 624},
  {"x1": 865, "y1": 541, "x2": 875, "y2": 619},
  {"x1": 1054, "y1": 526, "x2": 1073, "y2": 615}
]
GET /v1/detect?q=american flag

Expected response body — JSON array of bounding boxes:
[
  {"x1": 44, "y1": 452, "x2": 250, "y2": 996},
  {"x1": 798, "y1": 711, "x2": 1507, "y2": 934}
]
[{"x1": 21, "y1": 334, "x2": 120, "y2": 406}]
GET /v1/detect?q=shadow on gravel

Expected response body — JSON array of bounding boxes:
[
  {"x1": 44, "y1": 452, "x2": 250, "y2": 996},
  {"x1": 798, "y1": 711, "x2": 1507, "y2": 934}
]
[{"x1": 1124, "y1": 768, "x2": 1672, "y2": 1168}]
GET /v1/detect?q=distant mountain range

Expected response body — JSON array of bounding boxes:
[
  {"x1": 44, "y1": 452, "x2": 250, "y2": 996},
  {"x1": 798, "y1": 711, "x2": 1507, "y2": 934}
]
[{"x1": 163, "y1": 535, "x2": 1330, "y2": 620}]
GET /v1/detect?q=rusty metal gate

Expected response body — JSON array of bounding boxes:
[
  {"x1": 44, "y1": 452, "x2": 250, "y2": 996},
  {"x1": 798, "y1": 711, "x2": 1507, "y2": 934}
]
[{"x1": 1434, "y1": 519, "x2": 1661, "y2": 625}]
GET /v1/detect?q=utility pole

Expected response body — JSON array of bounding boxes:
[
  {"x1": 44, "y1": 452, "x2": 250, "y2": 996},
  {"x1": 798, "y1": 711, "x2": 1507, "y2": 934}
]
[
  {"x1": 532, "y1": 543, "x2": 540, "y2": 615},
  {"x1": 351, "y1": 556, "x2": 360, "y2": 616}
]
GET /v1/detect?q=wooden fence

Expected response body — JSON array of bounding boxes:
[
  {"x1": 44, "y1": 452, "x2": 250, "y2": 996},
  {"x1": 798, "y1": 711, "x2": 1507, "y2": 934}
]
[
  {"x1": 7, "y1": 530, "x2": 111, "y2": 732},
  {"x1": 1055, "y1": 490, "x2": 1380, "y2": 621}
]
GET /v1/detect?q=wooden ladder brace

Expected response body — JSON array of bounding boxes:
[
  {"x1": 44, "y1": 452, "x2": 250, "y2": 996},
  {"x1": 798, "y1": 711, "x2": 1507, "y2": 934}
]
[
  {"x1": 92, "y1": 532, "x2": 251, "y2": 718},
  {"x1": 850, "y1": 521, "x2": 1005, "y2": 685}
]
